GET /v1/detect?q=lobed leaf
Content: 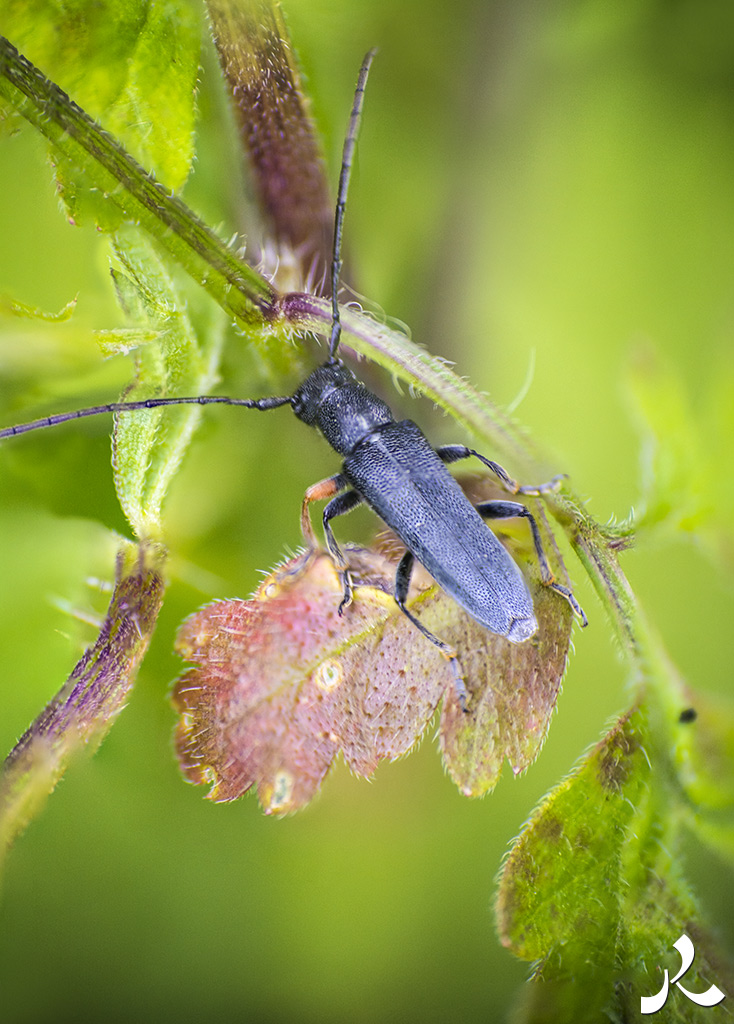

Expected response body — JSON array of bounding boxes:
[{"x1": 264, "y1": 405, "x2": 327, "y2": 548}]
[
  {"x1": 173, "y1": 498, "x2": 576, "y2": 815},
  {"x1": 173, "y1": 548, "x2": 452, "y2": 814},
  {"x1": 438, "y1": 558, "x2": 571, "y2": 797},
  {"x1": 434, "y1": 476, "x2": 575, "y2": 795}
]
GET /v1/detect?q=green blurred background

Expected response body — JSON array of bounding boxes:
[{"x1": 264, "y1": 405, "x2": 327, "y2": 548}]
[{"x1": 1, "y1": 0, "x2": 733, "y2": 1020}]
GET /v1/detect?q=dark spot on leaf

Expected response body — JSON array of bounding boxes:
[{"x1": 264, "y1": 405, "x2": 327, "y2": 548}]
[
  {"x1": 573, "y1": 824, "x2": 593, "y2": 852},
  {"x1": 678, "y1": 707, "x2": 697, "y2": 723},
  {"x1": 597, "y1": 726, "x2": 639, "y2": 792},
  {"x1": 535, "y1": 813, "x2": 564, "y2": 845}
]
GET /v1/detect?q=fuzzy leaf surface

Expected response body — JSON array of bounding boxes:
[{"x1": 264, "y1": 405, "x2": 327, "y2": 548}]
[
  {"x1": 110, "y1": 229, "x2": 225, "y2": 539},
  {"x1": 173, "y1": 516, "x2": 575, "y2": 815},
  {"x1": 496, "y1": 702, "x2": 734, "y2": 1023},
  {"x1": 2, "y1": 0, "x2": 200, "y2": 223}
]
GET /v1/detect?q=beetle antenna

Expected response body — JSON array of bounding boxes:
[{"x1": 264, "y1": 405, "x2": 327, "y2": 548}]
[
  {"x1": 328, "y1": 48, "x2": 377, "y2": 363},
  {"x1": 2, "y1": 51, "x2": 379, "y2": 441},
  {"x1": 0, "y1": 393, "x2": 292, "y2": 440}
]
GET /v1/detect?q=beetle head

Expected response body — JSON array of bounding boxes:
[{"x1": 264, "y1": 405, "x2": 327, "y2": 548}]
[{"x1": 292, "y1": 360, "x2": 394, "y2": 456}]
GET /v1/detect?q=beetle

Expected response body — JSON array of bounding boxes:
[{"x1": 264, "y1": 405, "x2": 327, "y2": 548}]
[{"x1": 0, "y1": 50, "x2": 586, "y2": 704}]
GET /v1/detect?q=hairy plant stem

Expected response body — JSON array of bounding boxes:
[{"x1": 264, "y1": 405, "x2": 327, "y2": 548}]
[{"x1": 0, "y1": 34, "x2": 673, "y2": 710}]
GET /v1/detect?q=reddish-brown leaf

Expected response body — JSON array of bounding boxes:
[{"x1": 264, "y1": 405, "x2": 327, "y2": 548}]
[
  {"x1": 173, "y1": 505, "x2": 575, "y2": 814},
  {"x1": 173, "y1": 549, "x2": 452, "y2": 813},
  {"x1": 437, "y1": 554, "x2": 573, "y2": 796}
]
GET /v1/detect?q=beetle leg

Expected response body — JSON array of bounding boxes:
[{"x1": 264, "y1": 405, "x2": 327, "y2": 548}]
[
  {"x1": 300, "y1": 473, "x2": 350, "y2": 547},
  {"x1": 475, "y1": 500, "x2": 588, "y2": 626},
  {"x1": 436, "y1": 444, "x2": 565, "y2": 496},
  {"x1": 322, "y1": 489, "x2": 364, "y2": 613},
  {"x1": 395, "y1": 551, "x2": 469, "y2": 711}
]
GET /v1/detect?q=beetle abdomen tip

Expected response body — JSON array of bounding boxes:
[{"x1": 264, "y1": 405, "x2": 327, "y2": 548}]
[{"x1": 506, "y1": 616, "x2": 538, "y2": 644}]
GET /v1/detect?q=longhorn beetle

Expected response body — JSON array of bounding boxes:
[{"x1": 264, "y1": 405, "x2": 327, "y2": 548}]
[{"x1": 0, "y1": 50, "x2": 586, "y2": 706}]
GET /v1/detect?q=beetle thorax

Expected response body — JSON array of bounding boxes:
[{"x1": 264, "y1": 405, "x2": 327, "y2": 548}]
[{"x1": 291, "y1": 360, "x2": 394, "y2": 456}]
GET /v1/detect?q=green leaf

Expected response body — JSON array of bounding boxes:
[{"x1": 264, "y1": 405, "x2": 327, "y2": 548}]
[
  {"x1": 496, "y1": 701, "x2": 734, "y2": 1022},
  {"x1": 109, "y1": 0, "x2": 201, "y2": 190},
  {"x1": 53, "y1": 151, "x2": 127, "y2": 232},
  {"x1": 0, "y1": 228, "x2": 228, "y2": 854},
  {"x1": 0, "y1": 294, "x2": 76, "y2": 321},
  {"x1": 706, "y1": 354, "x2": 734, "y2": 567},
  {"x1": 109, "y1": 228, "x2": 225, "y2": 539},
  {"x1": 1, "y1": 23, "x2": 586, "y2": 479},
  {"x1": 626, "y1": 343, "x2": 708, "y2": 533},
  {"x1": 677, "y1": 693, "x2": 734, "y2": 862},
  {"x1": 625, "y1": 342, "x2": 734, "y2": 567},
  {"x1": 0, "y1": 35, "x2": 276, "y2": 324},
  {"x1": 2, "y1": 0, "x2": 201, "y2": 195}
]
